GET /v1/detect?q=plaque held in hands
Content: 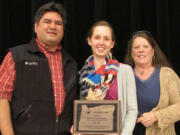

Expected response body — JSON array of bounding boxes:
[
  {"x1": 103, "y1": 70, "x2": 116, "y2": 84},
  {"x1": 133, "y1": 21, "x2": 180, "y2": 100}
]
[{"x1": 73, "y1": 100, "x2": 121, "y2": 134}]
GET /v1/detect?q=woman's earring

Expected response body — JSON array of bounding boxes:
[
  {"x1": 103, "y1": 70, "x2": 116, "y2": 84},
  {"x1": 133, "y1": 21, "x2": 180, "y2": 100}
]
[{"x1": 130, "y1": 57, "x2": 133, "y2": 61}]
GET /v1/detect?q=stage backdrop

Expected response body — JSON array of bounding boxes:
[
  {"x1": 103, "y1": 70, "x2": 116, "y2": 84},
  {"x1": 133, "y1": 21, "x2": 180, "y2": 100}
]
[{"x1": 1, "y1": 0, "x2": 180, "y2": 74}]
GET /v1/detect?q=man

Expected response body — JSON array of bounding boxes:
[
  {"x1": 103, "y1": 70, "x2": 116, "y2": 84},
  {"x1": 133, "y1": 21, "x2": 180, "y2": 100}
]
[{"x1": 0, "y1": 2, "x2": 78, "y2": 135}]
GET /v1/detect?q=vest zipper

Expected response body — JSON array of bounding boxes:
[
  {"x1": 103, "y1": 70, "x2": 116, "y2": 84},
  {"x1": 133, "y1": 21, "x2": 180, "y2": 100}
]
[
  {"x1": 55, "y1": 116, "x2": 59, "y2": 135},
  {"x1": 56, "y1": 116, "x2": 59, "y2": 123}
]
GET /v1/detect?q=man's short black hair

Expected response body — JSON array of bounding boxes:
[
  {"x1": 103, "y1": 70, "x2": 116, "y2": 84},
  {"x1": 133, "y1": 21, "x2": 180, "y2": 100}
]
[{"x1": 34, "y1": 1, "x2": 67, "y2": 25}]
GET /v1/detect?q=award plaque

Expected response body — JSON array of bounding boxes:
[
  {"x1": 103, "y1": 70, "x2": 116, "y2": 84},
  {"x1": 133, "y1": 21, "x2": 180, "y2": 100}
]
[{"x1": 73, "y1": 100, "x2": 121, "y2": 134}]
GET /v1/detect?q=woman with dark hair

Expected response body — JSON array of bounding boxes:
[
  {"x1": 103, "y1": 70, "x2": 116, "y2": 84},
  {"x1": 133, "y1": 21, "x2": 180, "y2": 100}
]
[{"x1": 124, "y1": 30, "x2": 180, "y2": 135}]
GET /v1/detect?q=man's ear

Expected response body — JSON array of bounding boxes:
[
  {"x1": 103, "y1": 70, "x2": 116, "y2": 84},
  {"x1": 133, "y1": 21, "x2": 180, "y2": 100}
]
[{"x1": 34, "y1": 23, "x2": 38, "y2": 33}]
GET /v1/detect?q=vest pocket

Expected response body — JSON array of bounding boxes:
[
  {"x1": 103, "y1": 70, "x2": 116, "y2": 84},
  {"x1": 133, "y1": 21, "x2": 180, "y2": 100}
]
[
  {"x1": 12, "y1": 101, "x2": 56, "y2": 134},
  {"x1": 15, "y1": 104, "x2": 32, "y2": 123}
]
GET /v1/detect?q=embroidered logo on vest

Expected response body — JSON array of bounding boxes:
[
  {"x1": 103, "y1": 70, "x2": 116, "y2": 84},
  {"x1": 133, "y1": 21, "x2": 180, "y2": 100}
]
[{"x1": 25, "y1": 61, "x2": 38, "y2": 66}]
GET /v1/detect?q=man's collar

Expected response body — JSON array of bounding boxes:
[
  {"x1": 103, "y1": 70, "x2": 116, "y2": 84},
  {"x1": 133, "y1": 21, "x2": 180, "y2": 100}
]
[
  {"x1": 27, "y1": 39, "x2": 40, "y2": 53},
  {"x1": 27, "y1": 38, "x2": 62, "y2": 53}
]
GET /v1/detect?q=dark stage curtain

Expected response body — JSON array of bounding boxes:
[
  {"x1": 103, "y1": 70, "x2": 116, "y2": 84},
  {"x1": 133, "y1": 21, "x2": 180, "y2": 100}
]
[
  {"x1": 1, "y1": 0, "x2": 180, "y2": 73},
  {"x1": 0, "y1": 0, "x2": 180, "y2": 132}
]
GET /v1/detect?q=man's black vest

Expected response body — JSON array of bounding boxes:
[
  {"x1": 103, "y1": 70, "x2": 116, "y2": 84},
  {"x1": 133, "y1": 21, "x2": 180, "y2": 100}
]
[{"x1": 9, "y1": 39, "x2": 78, "y2": 135}]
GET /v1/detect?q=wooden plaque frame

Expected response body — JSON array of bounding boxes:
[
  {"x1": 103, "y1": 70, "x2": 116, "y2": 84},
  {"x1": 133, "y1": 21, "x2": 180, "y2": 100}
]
[{"x1": 73, "y1": 100, "x2": 121, "y2": 134}]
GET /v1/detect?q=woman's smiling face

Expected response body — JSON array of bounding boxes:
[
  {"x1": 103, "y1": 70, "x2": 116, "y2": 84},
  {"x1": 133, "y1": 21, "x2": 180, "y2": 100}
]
[
  {"x1": 88, "y1": 26, "x2": 114, "y2": 58},
  {"x1": 131, "y1": 37, "x2": 154, "y2": 67}
]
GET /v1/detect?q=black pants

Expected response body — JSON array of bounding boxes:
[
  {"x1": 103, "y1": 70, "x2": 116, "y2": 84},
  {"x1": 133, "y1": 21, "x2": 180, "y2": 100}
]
[
  {"x1": 175, "y1": 121, "x2": 180, "y2": 135},
  {"x1": 133, "y1": 123, "x2": 146, "y2": 135}
]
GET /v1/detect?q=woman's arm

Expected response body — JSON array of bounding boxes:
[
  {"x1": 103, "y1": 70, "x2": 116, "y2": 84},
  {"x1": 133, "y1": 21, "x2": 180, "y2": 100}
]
[
  {"x1": 120, "y1": 65, "x2": 138, "y2": 135},
  {"x1": 153, "y1": 67, "x2": 180, "y2": 129}
]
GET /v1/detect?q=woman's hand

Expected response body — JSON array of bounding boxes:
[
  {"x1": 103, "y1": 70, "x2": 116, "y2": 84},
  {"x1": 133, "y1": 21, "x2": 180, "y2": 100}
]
[
  {"x1": 70, "y1": 125, "x2": 82, "y2": 135},
  {"x1": 70, "y1": 125, "x2": 74, "y2": 134},
  {"x1": 137, "y1": 112, "x2": 157, "y2": 127}
]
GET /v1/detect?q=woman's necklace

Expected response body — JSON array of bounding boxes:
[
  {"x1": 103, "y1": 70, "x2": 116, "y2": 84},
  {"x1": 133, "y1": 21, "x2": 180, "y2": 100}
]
[
  {"x1": 136, "y1": 66, "x2": 155, "y2": 80},
  {"x1": 140, "y1": 71, "x2": 145, "y2": 75}
]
